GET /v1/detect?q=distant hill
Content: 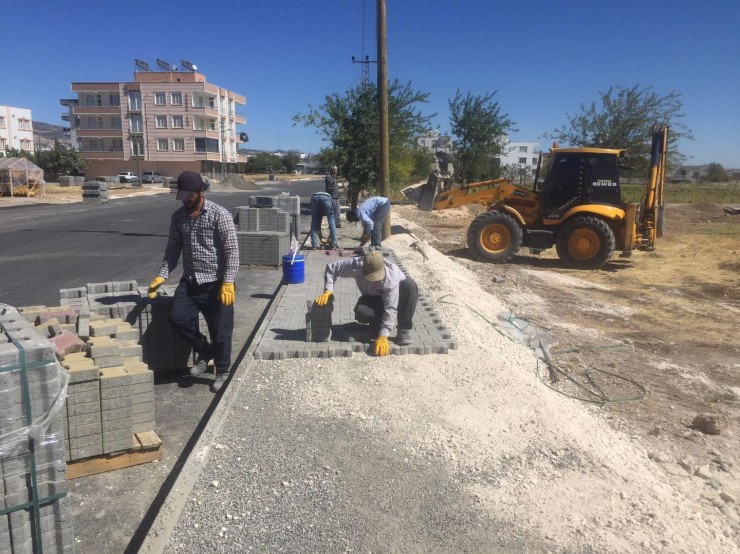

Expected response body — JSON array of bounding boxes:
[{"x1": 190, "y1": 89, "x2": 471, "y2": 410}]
[{"x1": 33, "y1": 122, "x2": 71, "y2": 148}]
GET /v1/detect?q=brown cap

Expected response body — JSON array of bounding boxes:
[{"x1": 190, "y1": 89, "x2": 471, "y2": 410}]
[{"x1": 362, "y1": 251, "x2": 386, "y2": 281}]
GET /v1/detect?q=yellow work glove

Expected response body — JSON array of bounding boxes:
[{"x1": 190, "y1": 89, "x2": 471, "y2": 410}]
[
  {"x1": 374, "y1": 336, "x2": 389, "y2": 356},
  {"x1": 360, "y1": 233, "x2": 371, "y2": 246},
  {"x1": 315, "y1": 290, "x2": 333, "y2": 307},
  {"x1": 220, "y1": 283, "x2": 235, "y2": 306},
  {"x1": 147, "y1": 276, "x2": 165, "y2": 299}
]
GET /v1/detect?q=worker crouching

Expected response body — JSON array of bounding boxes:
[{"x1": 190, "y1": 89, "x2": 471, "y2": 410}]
[{"x1": 315, "y1": 251, "x2": 417, "y2": 355}]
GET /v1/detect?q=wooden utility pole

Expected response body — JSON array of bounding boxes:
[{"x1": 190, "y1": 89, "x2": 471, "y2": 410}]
[{"x1": 377, "y1": 0, "x2": 391, "y2": 239}]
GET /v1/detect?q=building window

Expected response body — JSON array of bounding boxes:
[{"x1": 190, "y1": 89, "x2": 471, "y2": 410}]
[
  {"x1": 156, "y1": 115, "x2": 168, "y2": 128},
  {"x1": 129, "y1": 92, "x2": 142, "y2": 110},
  {"x1": 130, "y1": 115, "x2": 143, "y2": 133},
  {"x1": 0, "y1": 138, "x2": 6, "y2": 149},
  {"x1": 131, "y1": 138, "x2": 144, "y2": 156},
  {"x1": 109, "y1": 94, "x2": 120, "y2": 106},
  {"x1": 154, "y1": 92, "x2": 166, "y2": 105},
  {"x1": 173, "y1": 138, "x2": 185, "y2": 151},
  {"x1": 532, "y1": 158, "x2": 537, "y2": 165},
  {"x1": 20, "y1": 139, "x2": 33, "y2": 150},
  {"x1": 209, "y1": 120, "x2": 216, "y2": 131},
  {"x1": 0, "y1": 116, "x2": 5, "y2": 128},
  {"x1": 18, "y1": 119, "x2": 31, "y2": 131},
  {"x1": 170, "y1": 92, "x2": 183, "y2": 105},
  {"x1": 519, "y1": 146, "x2": 528, "y2": 153},
  {"x1": 518, "y1": 157, "x2": 527, "y2": 164},
  {"x1": 172, "y1": 115, "x2": 184, "y2": 128},
  {"x1": 195, "y1": 138, "x2": 219, "y2": 153},
  {"x1": 157, "y1": 138, "x2": 169, "y2": 151},
  {"x1": 111, "y1": 116, "x2": 122, "y2": 129},
  {"x1": 112, "y1": 138, "x2": 123, "y2": 151}
]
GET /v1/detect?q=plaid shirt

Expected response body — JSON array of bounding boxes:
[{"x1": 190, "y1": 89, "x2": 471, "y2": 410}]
[{"x1": 158, "y1": 199, "x2": 239, "y2": 284}]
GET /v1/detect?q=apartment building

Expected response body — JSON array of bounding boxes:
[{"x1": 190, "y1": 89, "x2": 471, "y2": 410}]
[
  {"x1": 60, "y1": 69, "x2": 247, "y2": 179},
  {"x1": 0, "y1": 106, "x2": 35, "y2": 155},
  {"x1": 497, "y1": 137, "x2": 540, "y2": 177}
]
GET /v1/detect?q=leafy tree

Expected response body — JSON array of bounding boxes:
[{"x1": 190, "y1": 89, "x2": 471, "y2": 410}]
[
  {"x1": 548, "y1": 85, "x2": 693, "y2": 178},
  {"x1": 704, "y1": 163, "x2": 727, "y2": 183},
  {"x1": 281, "y1": 151, "x2": 301, "y2": 173},
  {"x1": 245, "y1": 152, "x2": 282, "y2": 173},
  {"x1": 4, "y1": 148, "x2": 34, "y2": 161},
  {"x1": 500, "y1": 163, "x2": 531, "y2": 184},
  {"x1": 448, "y1": 90, "x2": 514, "y2": 182},
  {"x1": 294, "y1": 80, "x2": 434, "y2": 207},
  {"x1": 38, "y1": 141, "x2": 87, "y2": 175}
]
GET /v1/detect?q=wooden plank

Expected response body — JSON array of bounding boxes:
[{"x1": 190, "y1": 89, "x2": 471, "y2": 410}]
[{"x1": 66, "y1": 432, "x2": 163, "y2": 479}]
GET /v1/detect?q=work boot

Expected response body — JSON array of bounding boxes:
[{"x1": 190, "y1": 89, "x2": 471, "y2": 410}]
[
  {"x1": 396, "y1": 329, "x2": 412, "y2": 346},
  {"x1": 189, "y1": 356, "x2": 209, "y2": 377},
  {"x1": 211, "y1": 372, "x2": 228, "y2": 393}
]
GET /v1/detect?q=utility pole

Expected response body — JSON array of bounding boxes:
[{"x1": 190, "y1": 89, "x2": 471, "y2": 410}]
[{"x1": 377, "y1": 0, "x2": 390, "y2": 240}]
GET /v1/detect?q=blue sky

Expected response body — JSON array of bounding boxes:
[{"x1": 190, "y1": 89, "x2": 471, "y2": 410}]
[{"x1": 2, "y1": 0, "x2": 739, "y2": 166}]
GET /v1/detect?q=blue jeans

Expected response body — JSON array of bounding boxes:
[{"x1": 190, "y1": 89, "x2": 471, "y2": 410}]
[
  {"x1": 369, "y1": 200, "x2": 391, "y2": 246},
  {"x1": 310, "y1": 194, "x2": 337, "y2": 247}
]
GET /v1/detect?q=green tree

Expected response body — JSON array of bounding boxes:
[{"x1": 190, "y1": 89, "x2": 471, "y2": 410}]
[
  {"x1": 704, "y1": 163, "x2": 727, "y2": 183},
  {"x1": 294, "y1": 80, "x2": 433, "y2": 207},
  {"x1": 38, "y1": 141, "x2": 87, "y2": 175},
  {"x1": 448, "y1": 90, "x2": 514, "y2": 182},
  {"x1": 245, "y1": 152, "x2": 282, "y2": 173},
  {"x1": 282, "y1": 151, "x2": 301, "y2": 173},
  {"x1": 548, "y1": 85, "x2": 693, "y2": 178},
  {"x1": 4, "y1": 148, "x2": 34, "y2": 161}
]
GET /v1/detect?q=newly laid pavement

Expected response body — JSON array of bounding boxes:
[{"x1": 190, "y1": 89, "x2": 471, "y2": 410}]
[{"x1": 139, "y1": 221, "x2": 460, "y2": 553}]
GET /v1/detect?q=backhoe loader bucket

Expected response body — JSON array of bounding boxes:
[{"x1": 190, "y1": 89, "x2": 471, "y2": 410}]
[{"x1": 403, "y1": 175, "x2": 439, "y2": 212}]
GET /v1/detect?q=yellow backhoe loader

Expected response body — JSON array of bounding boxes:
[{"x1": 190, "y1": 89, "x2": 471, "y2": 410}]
[{"x1": 404, "y1": 126, "x2": 668, "y2": 269}]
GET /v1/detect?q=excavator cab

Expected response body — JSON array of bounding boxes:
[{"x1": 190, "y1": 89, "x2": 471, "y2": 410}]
[{"x1": 537, "y1": 150, "x2": 623, "y2": 221}]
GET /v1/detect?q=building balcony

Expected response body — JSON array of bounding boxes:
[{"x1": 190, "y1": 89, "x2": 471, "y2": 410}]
[
  {"x1": 75, "y1": 106, "x2": 122, "y2": 115},
  {"x1": 189, "y1": 105, "x2": 219, "y2": 118},
  {"x1": 233, "y1": 114, "x2": 246, "y2": 124},
  {"x1": 76, "y1": 128, "x2": 124, "y2": 138},
  {"x1": 78, "y1": 148, "x2": 124, "y2": 159}
]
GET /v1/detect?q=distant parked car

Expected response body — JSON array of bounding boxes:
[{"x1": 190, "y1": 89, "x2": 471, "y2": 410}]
[
  {"x1": 118, "y1": 171, "x2": 139, "y2": 183},
  {"x1": 141, "y1": 170, "x2": 164, "y2": 184}
]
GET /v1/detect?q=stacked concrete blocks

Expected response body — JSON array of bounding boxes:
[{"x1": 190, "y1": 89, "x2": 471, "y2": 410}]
[
  {"x1": 305, "y1": 299, "x2": 332, "y2": 342},
  {"x1": 0, "y1": 314, "x2": 74, "y2": 554},
  {"x1": 99, "y1": 367, "x2": 134, "y2": 454},
  {"x1": 235, "y1": 205, "x2": 292, "y2": 266},
  {"x1": 136, "y1": 296, "x2": 196, "y2": 372},
  {"x1": 62, "y1": 353, "x2": 103, "y2": 460},
  {"x1": 82, "y1": 181, "x2": 108, "y2": 204},
  {"x1": 275, "y1": 195, "x2": 301, "y2": 239}
]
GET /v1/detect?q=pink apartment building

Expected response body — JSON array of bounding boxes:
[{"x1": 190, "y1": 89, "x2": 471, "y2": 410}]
[{"x1": 60, "y1": 69, "x2": 247, "y2": 179}]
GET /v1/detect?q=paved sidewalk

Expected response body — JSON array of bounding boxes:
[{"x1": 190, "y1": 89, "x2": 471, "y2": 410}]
[{"x1": 253, "y1": 247, "x2": 457, "y2": 359}]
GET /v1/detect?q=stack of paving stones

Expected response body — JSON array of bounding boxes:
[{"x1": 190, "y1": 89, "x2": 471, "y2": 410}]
[
  {"x1": 233, "y1": 205, "x2": 291, "y2": 266},
  {"x1": 274, "y1": 194, "x2": 302, "y2": 240},
  {"x1": 0, "y1": 307, "x2": 74, "y2": 554},
  {"x1": 253, "y1": 248, "x2": 457, "y2": 360},
  {"x1": 81, "y1": 181, "x2": 109, "y2": 204}
]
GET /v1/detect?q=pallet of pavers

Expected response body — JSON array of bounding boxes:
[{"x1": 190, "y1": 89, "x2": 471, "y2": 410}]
[{"x1": 0, "y1": 306, "x2": 74, "y2": 554}]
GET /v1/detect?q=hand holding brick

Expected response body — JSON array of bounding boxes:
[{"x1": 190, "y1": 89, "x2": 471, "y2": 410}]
[{"x1": 315, "y1": 290, "x2": 333, "y2": 307}]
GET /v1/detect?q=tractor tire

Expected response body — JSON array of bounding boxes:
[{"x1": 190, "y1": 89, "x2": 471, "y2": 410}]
[
  {"x1": 467, "y1": 211, "x2": 523, "y2": 263},
  {"x1": 555, "y1": 216, "x2": 616, "y2": 269}
]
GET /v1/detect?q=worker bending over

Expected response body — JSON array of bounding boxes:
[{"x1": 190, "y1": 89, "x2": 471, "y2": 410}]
[
  {"x1": 315, "y1": 250, "x2": 417, "y2": 356},
  {"x1": 346, "y1": 196, "x2": 390, "y2": 247}
]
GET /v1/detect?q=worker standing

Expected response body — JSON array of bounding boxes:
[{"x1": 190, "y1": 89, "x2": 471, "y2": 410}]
[
  {"x1": 325, "y1": 165, "x2": 342, "y2": 229},
  {"x1": 314, "y1": 250, "x2": 417, "y2": 354},
  {"x1": 147, "y1": 171, "x2": 239, "y2": 393},
  {"x1": 346, "y1": 196, "x2": 391, "y2": 247},
  {"x1": 309, "y1": 191, "x2": 338, "y2": 249}
]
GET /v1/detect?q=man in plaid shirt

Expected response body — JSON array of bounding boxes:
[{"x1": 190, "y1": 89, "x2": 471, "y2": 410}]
[{"x1": 147, "y1": 171, "x2": 239, "y2": 393}]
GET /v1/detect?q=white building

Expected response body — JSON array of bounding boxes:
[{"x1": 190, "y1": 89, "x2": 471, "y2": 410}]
[
  {"x1": 417, "y1": 129, "x2": 452, "y2": 154},
  {"x1": 0, "y1": 106, "x2": 35, "y2": 155},
  {"x1": 497, "y1": 136, "x2": 540, "y2": 177}
]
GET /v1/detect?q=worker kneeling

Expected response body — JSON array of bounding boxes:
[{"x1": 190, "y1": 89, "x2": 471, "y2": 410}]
[{"x1": 315, "y1": 251, "x2": 417, "y2": 356}]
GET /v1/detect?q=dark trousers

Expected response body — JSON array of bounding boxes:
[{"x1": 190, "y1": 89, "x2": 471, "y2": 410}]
[
  {"x1": 169, "y1": 279, "x2": 234, "y2": 374},
  {"x1": 332, "y1": 198, "x2": 342, "y2": 227},
  {"x1": 354, "y1": 278, "x2": 418, "y2": 336}
]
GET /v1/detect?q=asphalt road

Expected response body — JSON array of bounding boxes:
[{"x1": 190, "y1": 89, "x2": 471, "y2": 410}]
[{"x1": 0, "y1": 179, "x2": 324, "y2": 308}]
